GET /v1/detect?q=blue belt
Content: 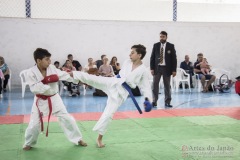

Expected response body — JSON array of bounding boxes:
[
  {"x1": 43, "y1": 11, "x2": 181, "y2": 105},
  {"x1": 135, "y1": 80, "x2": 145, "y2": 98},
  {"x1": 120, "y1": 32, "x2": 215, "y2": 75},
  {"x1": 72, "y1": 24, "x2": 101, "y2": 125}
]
[{"x1": 117, "y1": 75, "x2": 142, "y2": 114}]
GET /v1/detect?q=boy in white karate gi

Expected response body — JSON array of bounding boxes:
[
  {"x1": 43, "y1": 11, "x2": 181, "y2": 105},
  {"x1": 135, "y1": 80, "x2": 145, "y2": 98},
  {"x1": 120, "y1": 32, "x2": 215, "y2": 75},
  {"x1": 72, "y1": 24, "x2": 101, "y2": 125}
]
[
  {"x1": 71, "y1": 44, "x2": 152, "y2": 148},
  {"x1": 23, "y1": 48, "x2": 87, "y2": 150}
]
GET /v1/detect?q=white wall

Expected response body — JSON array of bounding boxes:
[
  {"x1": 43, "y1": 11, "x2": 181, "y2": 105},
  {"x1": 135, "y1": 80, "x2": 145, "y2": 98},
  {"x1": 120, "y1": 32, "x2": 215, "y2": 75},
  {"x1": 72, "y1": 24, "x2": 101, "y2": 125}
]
[
  {"x1": 0, "y1": 18, "x2": 240, "y2": 86},
  {"x1": 178, "y1": 2, "x2": 240, "y2": 22}
]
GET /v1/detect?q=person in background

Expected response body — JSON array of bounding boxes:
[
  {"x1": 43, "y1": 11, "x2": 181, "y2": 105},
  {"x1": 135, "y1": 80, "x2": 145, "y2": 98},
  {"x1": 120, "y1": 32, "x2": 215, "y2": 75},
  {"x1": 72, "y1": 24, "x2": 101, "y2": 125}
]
[
  {"x1": 0, "y1": 56, "x2": 10, "y2": 93},
  {"x1": 194, "y1": 53, "x2": 215, "y2": 92},
  {"x1": 197, "y1": 58, "x2": 210, "y2": 75},
  {"x1": 67, "y1": 54, "x2": 82, "y2": 71},
  {"x1": 54, "y1": 61, "x2": 60, "y2": 69},
  {"x1": 84, "y1": 58, "x2": 97, "y2": 73},
  {"x1": 62, "y1": 60, "x2": 79, "y2": 96},
  {"x1": 0, "y1": 69, "x2": 4, "y2": 98},
  {"x1": 95, "y1": 55, "x2": 106, "y2": 69},
  {"x1": 150, "y1": 31, "x2": 177, "y2": 108},
  {"x1": 84, "y1": 58, "x2": 98, "y2": 89},
  {"x1": 99, "y1": 57, "x2": 114, "y2": 77},
  {"x1": 180, "y1": 55, "x2": 194, "y2": 88},
  {"x1": 110, "y1": 56, "x2": 121, "y2": 75}
]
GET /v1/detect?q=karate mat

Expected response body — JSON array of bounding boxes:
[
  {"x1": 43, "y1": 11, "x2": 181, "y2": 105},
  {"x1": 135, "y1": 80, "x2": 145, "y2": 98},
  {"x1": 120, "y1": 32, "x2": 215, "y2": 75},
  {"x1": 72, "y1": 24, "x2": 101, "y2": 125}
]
[
  {"x1": 1, "y1": 115, "x2": 240, "y2": 160},
  {"x1": 1, "y1": 107, "x2": 240, "y2": 125}
]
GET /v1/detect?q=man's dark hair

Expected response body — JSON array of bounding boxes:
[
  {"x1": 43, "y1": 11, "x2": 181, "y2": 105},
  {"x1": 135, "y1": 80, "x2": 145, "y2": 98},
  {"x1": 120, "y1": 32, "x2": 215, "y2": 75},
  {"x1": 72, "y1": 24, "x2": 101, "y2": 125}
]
[
  {"x1": 54, "y1": 61, "x2": 59, "y2": 65},
  {"x1": 160, "y1": 31, "x2": 168, "y2": 37},
  {"x1": 67, "y1": 54, "x2": 73, "y2": 58},
  {"x1": 131, "y1": 44, "x2": 146, "y2": 60},
  {"x1": 34, "y1": 48, "x2": 51, "y2": 63},
  {"x1": 197, "y1": 53, "x2": 203, "y2": 56},
  {"x1": 101, "y1": 55, "x2": 106, "y2": 60}
]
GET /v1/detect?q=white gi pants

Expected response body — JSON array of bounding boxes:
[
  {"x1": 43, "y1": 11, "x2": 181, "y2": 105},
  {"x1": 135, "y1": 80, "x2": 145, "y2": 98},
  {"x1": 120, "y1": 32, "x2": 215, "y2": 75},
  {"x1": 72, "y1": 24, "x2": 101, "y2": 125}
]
[
  {"x1": 73, "y1": 72, "x2": 128, "y2": 135},
  {"x1": 24, "y1": 101, "x2": 83, "y2": 147}
]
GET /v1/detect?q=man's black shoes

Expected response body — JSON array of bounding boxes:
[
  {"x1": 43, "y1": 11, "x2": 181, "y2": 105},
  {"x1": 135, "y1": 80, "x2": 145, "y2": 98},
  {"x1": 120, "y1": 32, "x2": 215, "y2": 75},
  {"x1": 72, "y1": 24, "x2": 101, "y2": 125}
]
[
  {"x1": 165, "y1": 103, "x2": 173, "y2": 108},
  {"x1": 152, "y1": 102, "x2": 157, "y2": 108}
]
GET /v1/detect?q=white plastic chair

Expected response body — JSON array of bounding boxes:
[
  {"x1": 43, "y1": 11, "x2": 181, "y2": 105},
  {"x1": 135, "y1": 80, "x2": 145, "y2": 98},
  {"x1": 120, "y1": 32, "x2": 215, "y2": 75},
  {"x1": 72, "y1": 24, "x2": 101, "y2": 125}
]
[
  {"x1": 174, "y1": 68, "x2": 191, "y2": 92},
  {"x1": 82, "y1": 84, "x2": 86, "y2": 95},
  {"x1": 211, "y1": 68, "x2": 231, "y2": 85},
  {"x1": 19, "y1": 69, "x2": 29, "y2": 98}
]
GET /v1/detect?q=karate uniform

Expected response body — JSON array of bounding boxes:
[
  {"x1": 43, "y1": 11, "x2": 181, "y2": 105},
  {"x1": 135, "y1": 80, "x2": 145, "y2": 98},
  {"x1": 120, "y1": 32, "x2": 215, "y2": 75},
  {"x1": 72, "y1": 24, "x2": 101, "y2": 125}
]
[
  {"x1": 23, "y1": 64, "x2": 83, "y2": 148},
  {"x1": 73, "y1": 59, "x2": 152, "y2": 135}
]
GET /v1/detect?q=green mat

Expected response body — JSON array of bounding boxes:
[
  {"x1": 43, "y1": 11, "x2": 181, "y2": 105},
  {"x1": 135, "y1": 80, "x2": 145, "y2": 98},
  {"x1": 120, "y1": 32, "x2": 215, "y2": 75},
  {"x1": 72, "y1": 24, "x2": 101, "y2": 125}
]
[{"x1": 0, "y1": 115, "x2": 240, "y2": 160}]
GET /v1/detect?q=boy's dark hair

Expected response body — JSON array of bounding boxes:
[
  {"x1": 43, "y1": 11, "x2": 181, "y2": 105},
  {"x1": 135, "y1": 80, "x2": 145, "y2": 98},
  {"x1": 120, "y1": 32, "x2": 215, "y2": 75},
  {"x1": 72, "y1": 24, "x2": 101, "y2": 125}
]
[
  {"x1": 131, "y1": 44, "x2": 146, "y2": 60},
  {"x1": 34, "y1": 48, "x2": 51, "y2": 63},
  {"x1": 67, "y1": 54, "x2": 73, "y2": 58},
  {"x1": 54, "y1": 61, "x2": 59, "y2": 65},
  {"x1": 160, "y1": 31, "x2": 168, "y2": 37}
]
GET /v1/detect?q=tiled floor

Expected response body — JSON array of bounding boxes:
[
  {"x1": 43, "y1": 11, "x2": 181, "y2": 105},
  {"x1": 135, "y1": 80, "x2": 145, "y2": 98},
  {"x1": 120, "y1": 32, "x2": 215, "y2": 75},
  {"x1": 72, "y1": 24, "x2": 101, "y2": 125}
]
[{"x1": 0, "y1": 87, "x2": 239, "y2": 116}]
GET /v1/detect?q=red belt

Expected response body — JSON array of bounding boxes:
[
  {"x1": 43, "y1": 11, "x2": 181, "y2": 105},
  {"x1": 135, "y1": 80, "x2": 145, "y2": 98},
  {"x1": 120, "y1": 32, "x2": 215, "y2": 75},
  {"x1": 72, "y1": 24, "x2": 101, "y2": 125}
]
[{"x1": 35, "y1": 94, "x2": 55, "y2": 137}]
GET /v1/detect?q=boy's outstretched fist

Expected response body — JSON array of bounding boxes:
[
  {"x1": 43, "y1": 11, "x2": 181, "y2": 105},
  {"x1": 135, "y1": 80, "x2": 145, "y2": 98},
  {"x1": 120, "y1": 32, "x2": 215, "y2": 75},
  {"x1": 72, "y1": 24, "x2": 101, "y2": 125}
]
[{"x1": 41, "y1": 74, "x2": 59, "y2": 84}]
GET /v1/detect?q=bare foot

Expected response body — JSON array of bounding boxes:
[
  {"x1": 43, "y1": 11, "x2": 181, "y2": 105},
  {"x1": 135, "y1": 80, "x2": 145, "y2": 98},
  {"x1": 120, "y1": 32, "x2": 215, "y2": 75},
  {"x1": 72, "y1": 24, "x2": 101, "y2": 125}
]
[
  {"x1": 96, "y1": 139, "x2": 105, "y2": 148},
  {"x1": 204, "y1": 87, "x2": 209, "y2": 92},
  {"x1": 97, "y1": 135, "x2": 105, "y2": 148},
  {"x1": 202, "y1": 87, "x2": 208, "y2": 93},
  {"x1": 78, "y1": 140, "x2": 87, "y2": 147},
  {"x1": 23, "y1": 146, "x2": 32, "y2": 151}
]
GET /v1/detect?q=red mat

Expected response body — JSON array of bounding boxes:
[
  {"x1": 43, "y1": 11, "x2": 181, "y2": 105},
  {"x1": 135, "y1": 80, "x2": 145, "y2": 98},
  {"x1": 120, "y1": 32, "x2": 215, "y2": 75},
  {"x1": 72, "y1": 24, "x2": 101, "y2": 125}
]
[
  {"x1": 209, "y1": 107, "x2": 240, "y2": 120},
  {"x1": 0, "y1": 107, "x2": 240, "y2": 124},
  {"x1": 0, "y1": 115, "x2": 24, "y2": 124},
  {"x1": 165, "y1": 108, "x2": 217, "y2": 117},
  {"x1": 122, "y1": 110, "x2": 174, "y2": 119}
]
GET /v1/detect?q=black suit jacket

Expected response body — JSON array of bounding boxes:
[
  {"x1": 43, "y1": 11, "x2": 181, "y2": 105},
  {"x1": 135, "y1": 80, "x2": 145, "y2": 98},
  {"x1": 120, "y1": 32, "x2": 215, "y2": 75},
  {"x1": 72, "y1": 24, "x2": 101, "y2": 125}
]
[{"x1": 150, "y1": 42, "x2": 177, "y2": 76}]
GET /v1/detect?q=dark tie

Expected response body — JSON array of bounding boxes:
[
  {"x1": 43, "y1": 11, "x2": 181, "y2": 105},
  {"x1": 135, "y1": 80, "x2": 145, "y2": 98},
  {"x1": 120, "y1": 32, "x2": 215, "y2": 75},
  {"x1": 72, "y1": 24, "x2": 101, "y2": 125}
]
[{"x1": 160, "y1": 45, "x2": 164, "y2": 64}]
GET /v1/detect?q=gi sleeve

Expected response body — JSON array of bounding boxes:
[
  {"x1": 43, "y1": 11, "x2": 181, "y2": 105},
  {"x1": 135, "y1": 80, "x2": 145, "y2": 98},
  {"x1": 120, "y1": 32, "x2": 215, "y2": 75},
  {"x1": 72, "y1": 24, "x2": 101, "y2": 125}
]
[
  {"x1": 26, "y1": 70, "x2": 51, "y2": 94},
  {"x1": 55, "y1": 68, "x2": 79, "y2": 84},
  {"x1": 138, "y1": 69, "x2": 153, "y2": 102}
]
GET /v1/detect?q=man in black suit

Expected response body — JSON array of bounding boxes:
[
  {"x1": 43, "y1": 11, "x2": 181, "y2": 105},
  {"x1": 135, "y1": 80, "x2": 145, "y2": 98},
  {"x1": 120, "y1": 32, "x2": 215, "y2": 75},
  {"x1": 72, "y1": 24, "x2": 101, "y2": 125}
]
[{"x1": 150, "y1": 31, "x2": 177, "y2": 108}]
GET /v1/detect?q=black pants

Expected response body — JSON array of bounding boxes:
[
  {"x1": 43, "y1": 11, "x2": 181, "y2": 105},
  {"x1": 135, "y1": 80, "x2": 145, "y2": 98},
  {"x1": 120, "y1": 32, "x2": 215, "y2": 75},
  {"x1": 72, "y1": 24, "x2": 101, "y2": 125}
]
[
  {"x1": 0, "y1": 74, "x2": 10, "y2": 93},
  {"x1": 152, "y1": 66, "x2": 171, "y2": 104},
  {"x1": 3, "y1": 74, "x2": 10, "y2": 89},
  {"x1": 0, "y1": 78, "x2": 2, "y2": 94},
  {"x1": 62, "y1": 81, "x2": 72, "y2": 92}
]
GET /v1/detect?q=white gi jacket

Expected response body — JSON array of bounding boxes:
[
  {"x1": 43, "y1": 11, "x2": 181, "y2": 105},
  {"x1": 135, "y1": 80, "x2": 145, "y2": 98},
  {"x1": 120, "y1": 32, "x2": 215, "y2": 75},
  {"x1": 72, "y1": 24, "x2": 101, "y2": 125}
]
[
  {"x1": 118, "y1": 59, "x2": 152, "y2": 102},
  {"x1": 26, "y1": 64, "x2": 75, "y2": 114},
  {"x1": 73, "y1": 59, "x2": 152, "y2": 135}
]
